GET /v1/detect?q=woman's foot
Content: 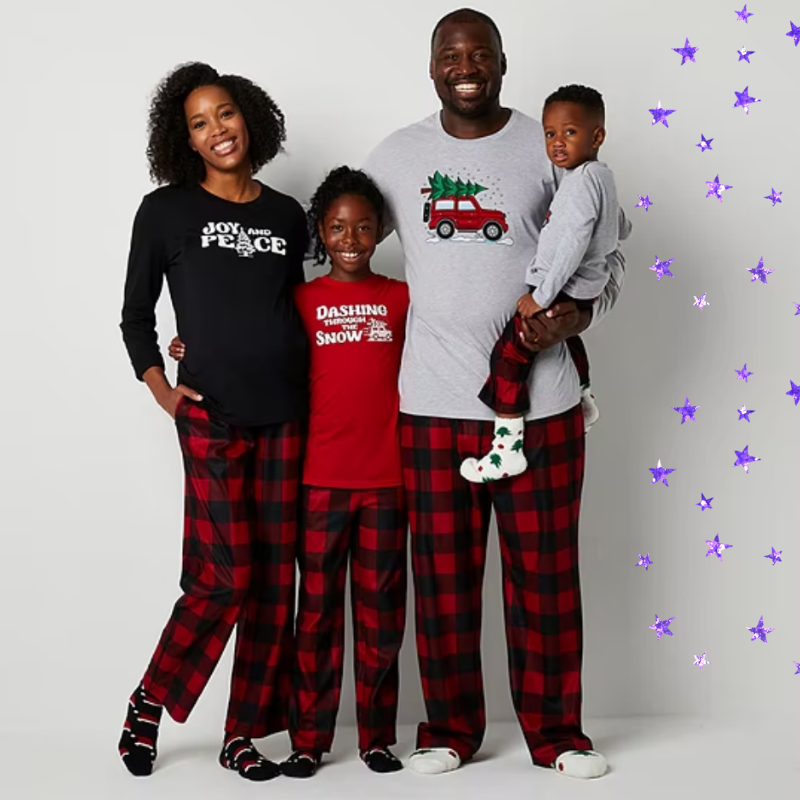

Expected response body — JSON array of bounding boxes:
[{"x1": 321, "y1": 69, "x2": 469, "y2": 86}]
[
  {"x1": 581, "y1": 387, "x2": 599, "y2": 433},
  {"x1": 460, "y1": 417, "x2": 526, "y2": 483},
  {"x1": 280, "y1": 749, "x2": 322, "y2": 778},
  {"x1": 408, "y1": 747, "x2": 462, "y2": 774},
  {"x1": 219, "y1": 735, "x2": 280, "y2": 781},
  {"x1": 362, "y1": 746, "x2": 403, "y2": 773},
  {"x1": 118, "y1": 683, "x2": 163, "y2": 777},
  {"x1": 552, "y1": 749, "x2": 608, "y2": 779}
]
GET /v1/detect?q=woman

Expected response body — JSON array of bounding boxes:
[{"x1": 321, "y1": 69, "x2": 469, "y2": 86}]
[{"x1": 118, "y1": 62, "x2": 309, "y2": 782}]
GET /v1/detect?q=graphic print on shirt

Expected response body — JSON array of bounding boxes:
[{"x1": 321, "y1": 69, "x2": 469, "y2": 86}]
[
  {"x1": 315, "y1": 303, "x2": 393, "y2": 346},
  {"x1": 420, "y1": 170, "x2": 514, "y2": 246},
  {"x1": 201, "y1": 221, "x2": 288, "y2": 258}
]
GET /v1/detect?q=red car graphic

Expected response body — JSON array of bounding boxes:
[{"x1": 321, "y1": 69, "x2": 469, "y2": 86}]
[{"x1": 421, "y1": 189, "x2": 509, "y2": 241}]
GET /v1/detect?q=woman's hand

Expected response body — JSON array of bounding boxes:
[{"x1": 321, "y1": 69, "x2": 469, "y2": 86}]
[
  {"x1": 142, "y1": 364, "x2": 202, "y2": 419},
  {"x1": 516, "y1": 292, "x2": 542, "y2": 319},
  {"x1": 518, "y1": 300, "x2": 590, "y2": 353},
  {"x1": 168, "y1": 336, "x2": 186, "y2": 361}
]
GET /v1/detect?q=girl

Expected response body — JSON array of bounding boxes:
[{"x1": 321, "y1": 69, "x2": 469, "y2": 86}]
[
  {"x1": 118, "y1": 62, "x2": 309, "y2": 781},
  {"x1": 170, "y1": 167, "x2": 410, "y2": 776}
]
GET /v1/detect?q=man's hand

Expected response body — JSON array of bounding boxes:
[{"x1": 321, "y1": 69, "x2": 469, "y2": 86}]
[
  {"x1": 516, "y1": 292, "x2": 542, "y2": 319},
  {"x1": 518, "y1": 300, "x2": 591, "y2": 353}
]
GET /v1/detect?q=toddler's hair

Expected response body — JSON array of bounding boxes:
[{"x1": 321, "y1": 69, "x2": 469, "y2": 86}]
[
  {"x1": 307, "y1": 166, "x2": 385, "y2": 265},
  {"x1": 543, "y1": 84, "x2": 605, "y2": 124}
]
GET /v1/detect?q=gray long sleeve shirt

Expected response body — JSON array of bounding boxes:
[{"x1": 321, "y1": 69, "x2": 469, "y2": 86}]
[{"x1": 363, "y1": 109, "x2": 630, "y2": 422}]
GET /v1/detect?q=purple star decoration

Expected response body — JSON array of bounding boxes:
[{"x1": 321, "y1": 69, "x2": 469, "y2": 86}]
[
  {"x1": 737, "y1": 405, "x2": 754, "y2": 421},
  {"x1": 650, "y1": 615, "x2": 674, "y2": 640},
  {"x1": 649, "y1": 460, "x2": 675, "y2": 486},
  {"x1": 764, "y1": 189, "x2": 782, "y2": 206},
  {"x1": 649, "y1": 101, "x2": 676, "y2": 128},
  {"x1": 637, "y1": 554, "x2": 653, "y2": 571},
  {"x1": 636, "y1": 194, "x2": 653, "y2": 211},
  {"x1": 795, "y1": 662, "x2": 800, "y2": 675},
  {"x1": 735, "y1": 364, "x2": 754, "y2": 382},
  {"x1": 696, "y1": 493, "x2": 713, "y2": 511},
  {"x1": 735, "y1": 5, "x2": 753, "y2": 23},
  {"x1": 787, "y1": 21, "x2": 800, "y2": 46},
  {"x1": 673, "y1": 38, "x2": 699, "y2": 65},
  {"x1": 748, "y1": 257, "x2": 773, "y2": 284},
  {"x1": 787, "y1": 380, "x2": 800, "y2": 406},
  {"x1": 795, "y1": 303, "x2": 800, "y2": 315},
  {"x1": 694, "y1": 653, "x2": 709, "y2": 670},
  {"x1": 734, "y1": 86, "x2": 760, "y2": 114},
  {"x1": 747, "y1": 616, "x2": 774, "y2": 644},
  {"x1": 706, "y1": 534, "x2": 733, "y2": 561},
  {"x1": 706, "y1": 175, "x2": 733, "y2": 201},
  {"x1": 694, "y1": 293, "x2": 710, "y2": 310},
  {"x1": 696, "y1": 134, "x2": 713, "y2": 152},
  {"x1": 650, "y1": 256, "x2": 675, "y2": 281},
  {"x1": 737, "y1": 47, "x2": 755, "y2": 62},
  {"x1": 733, "y1": 445, "x2": 761, "y2": 473},
  {"x1": 673, "y1": 398, "x2": 699, "y2": 424},
  {"x1": 764, "y1": 548, "x2": 782, "y2": 566}
]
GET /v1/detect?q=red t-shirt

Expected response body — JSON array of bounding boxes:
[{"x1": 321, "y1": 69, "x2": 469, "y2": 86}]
[{"x1": 293, "y1": 274, "x2": 409, "y2": 489}]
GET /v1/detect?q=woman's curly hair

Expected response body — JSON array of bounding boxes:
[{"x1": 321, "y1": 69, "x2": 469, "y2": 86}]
[
  {"x1": 306, "y1": 166, "x2": 385, "y2": 265},
  {"x1": 146, "y1": 61, "x2": 286, "y2": 185}
]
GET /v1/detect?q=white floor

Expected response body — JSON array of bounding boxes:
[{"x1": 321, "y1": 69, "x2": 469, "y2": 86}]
[{"x1": 3, "y1": 717, "x2": 798, "y2": 800}]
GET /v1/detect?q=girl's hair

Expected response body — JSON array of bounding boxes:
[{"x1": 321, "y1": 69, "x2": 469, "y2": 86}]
[
  {"x1": 306, "y1": 166, "x2": 385, "y2": 265},
  {"x1": 146, "y1": 61, "x2": 286, "y2": 186}
]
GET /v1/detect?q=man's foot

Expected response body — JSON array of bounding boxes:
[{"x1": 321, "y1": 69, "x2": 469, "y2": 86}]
[
  {"x1": 362, "y1": 746, "x2": 403, "y2": 773},
  {"x1": 552, "y1": 749, "x2": 607, "y2": 779},
  {"x1": 581, "y1": 387, "x2": 599, "y2": 433},
  {"x1": 408, "y1": 747, "x2": 461, "y2": 774},
  {"x1": 219, "y1": 736, "x2": 280, "y2": 781},
  {"x1": 460, "y1": 417, "x2": 526, "y2": 483},
  {"x1": 118, "y1": 683, "x2": 163, "y2": 777},
  {"x1": 280, "y1": 750, "x2": 321, "y2": 778}
]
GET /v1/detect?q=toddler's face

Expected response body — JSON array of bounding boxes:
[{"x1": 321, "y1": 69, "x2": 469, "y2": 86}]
[{"x1": 542, "y1": 102, "x2": 604, "y2": 170}]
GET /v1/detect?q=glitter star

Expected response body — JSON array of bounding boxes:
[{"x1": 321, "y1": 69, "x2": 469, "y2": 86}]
[
  {"x1": 696, "y1": 134, "x2": 713, "y2": 152},
  {"x1": 795, "y1": 662, "x2": 800, "y2": 675},
  {"x1": 764, "y1": 547, "x2": 782, "y2": 566},
  {"x1": 764, "y1": 188, "x2": 782, "y2": 206},
  {"x1": 649, "y1": 101, "x2": 676, "y2": 128},
  {"x1": 795, "y1": 303, "x2": 800, "y2": 315},
  {"x1": 673, "y1": 38, "x2": 699, "y2": 65},
  {"x1": 787, "y1": 380, "x2": 800, "y2": 406},
  {"x1": 733, "y1": 86, "x2": 760, "y2": 114},
  {"x1": 737, "y1": 405, "x2": 755, "y2": 421},
  {"x1": 733, "y1": 445, "x2": 761, "y2": 473},
  {"x1": 747, "y1": 615, "x2": 773, "y2": 644},
  {"x1": 787, "y1": 21, "x2": 800, "y2": 46},
  {"x1": 650, "y1": 614, "x2": 674, "y2": 640},
  {"x1": 694, "y1": 293, "x2": 710, "y2": 310},
  {"x1": 747, "y1": 257, "x2": 773, "y2": 284},
  {"x1": 694, "y1": 653, "x2": 710, "y2": 669},
  {"x1": 696, "y1": 493, "x2": 713, "y2": 511},
  {"x1": 706, "y1": 533, "x2": 733, "y2": 560},
  {"x1": 637, "y1": 553, "x2": 654, "y2": 571},
  {"x1": 735, "y1": 363, "x2": 754, "y2": 382},
  {"x1": 735, "y1": 5, "x2": 753, "y2": 23},
  {"x1": 673, "y1": 397, "x2": 699, "y2": 424},
  {"x1": 649, "y1": 459, "x2": 675, "y2": 486},
  {"x1": 706, "y1": 175, "x2": 733, "y2": 201},
  {"x1": 737, "y1": 47, "x2": 755, "y2": 62},
  {"x1": 636, "y1": 194, "x2": 653, "y2": 211},
  {"x1": 650, "y1": 256, "x2": 675, "y2": 281}
]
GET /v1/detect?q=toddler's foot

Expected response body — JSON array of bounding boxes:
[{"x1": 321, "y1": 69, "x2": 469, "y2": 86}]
[
  {"x1": 552, "y1": 749, "x2": 608, "y2": 779},
  {"x1": 581, "y1": 387, "x2": 599, "y2": 433},
  {"x1": 118, "y1": 683, "x2": 163, "y2": 777},
  {"x1": 408, "y1": 747, "x2": 461, "y2": 774},
  {"x1": 280, "y1": 750, "x2": 321, "y2": 778},
  {"x1": 219, "y1": 735, "x2": 281, "y2": 781},
  {"x1": 362, "y1": 746, "x2": 403, "y2": 773},
  {"x1": 460, "y1": 417, "x2": 526, "y2": 483}
]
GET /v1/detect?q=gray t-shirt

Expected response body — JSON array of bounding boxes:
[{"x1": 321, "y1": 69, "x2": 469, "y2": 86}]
[
  {"x1": 528, "y1": 160, "x2": 631, "y2": 308},
  {"x1": 363, "y1": 109, "x2": 630, "y2": 422}
]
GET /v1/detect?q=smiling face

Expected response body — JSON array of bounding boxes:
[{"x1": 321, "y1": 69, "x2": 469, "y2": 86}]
[
  {"x1": 542, "y1": 101, "x2": 605, "y2": 170},
  {"x1": 185, "y1": 84, "x2": 251, "y2": 177},
  {"x1": 319, "y1": 194, "x2": 381, "y2": 281},
  {"x1": 430, "y1": 19, "x2": 506, "y2": 119}
]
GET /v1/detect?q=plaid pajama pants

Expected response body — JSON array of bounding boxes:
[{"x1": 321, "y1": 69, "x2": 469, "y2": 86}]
[
  {"x1": 290, "y1": 485, "x2": 407, "y2": 754},
  {"x1": 141, "y1": 397, "x2": 303, "y2": 737},
  {"x1": 400, "y1": 404, "x2": 593, "y2": 767}
]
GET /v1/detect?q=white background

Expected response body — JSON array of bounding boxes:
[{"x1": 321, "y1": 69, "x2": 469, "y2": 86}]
[{"x1": 1, "y1": 0, "x2": 798, "y2": 753}]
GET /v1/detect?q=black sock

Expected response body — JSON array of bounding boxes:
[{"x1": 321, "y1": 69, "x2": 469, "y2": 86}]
[
  {"x1": 362, "y1": 746, "x2": 403, "y2": 773},
  {"x1": 280, "y1": 750, "x2": 321, "y2": 778},
  {"x1": 219, "y1": 735, "x2": 281, "y2": 782},
  {"x1": 118, "y1": 683, "x2": 163, "y2": 777}
]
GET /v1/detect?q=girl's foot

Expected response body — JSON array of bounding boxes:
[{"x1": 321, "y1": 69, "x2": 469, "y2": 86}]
[
  {"x1": 118, "y1": 683, "x2": 163, "y2": 777},
  {"x1": 460, "y1": 417, "x2": 526, "y2": 483},
  {"x1": 280, "y1": 750, "x2": 322, "y2": 778},
  {"x1": 219, "y1": 735, "x2": 281, "y2": 781},
  {"x1": 408, "y1": 747, "x2": 461, "y2": 774},
  {"x1": 362, "y1": 746, "x2": 403, "y2": 773},
  {"x1": 581, "y1": 387, "x2": 599, "y2": 433},
  {"x1": 552, "y1": 749, "x2": 608, "y2": 779}
]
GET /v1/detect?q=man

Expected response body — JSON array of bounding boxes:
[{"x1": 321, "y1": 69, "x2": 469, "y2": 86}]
[{"x1": 363, "y1": 7, "x2": 629, "y2": 779}]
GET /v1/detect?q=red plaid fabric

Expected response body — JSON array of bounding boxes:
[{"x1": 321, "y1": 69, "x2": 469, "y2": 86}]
[
  {"x1": 478, "y1": 314, "x2": 591, "y2": 416},
  {"x1": 400, "y1": 405, "x2": 593, "y2": 767},
  {"x1": 141, "y1": 397, "x2": 303, "y2": 737},
  {"x1": 290, "y1": 486, "x2": 407, "y2": 753}
]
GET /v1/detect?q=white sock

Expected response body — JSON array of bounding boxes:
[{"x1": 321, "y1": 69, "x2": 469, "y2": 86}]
[
  {"x1": 581, "y1": 387, "x2": 599, "y2": 432},
  {"x1": 552, "y1": 750, "x2": 607, "y2": 779},
  {"x1": 460, "y1": 417, "x2": 526, "y2": 483},
  {"x1": 408, "y1": 748, "x2": 461, "y2": 775}
]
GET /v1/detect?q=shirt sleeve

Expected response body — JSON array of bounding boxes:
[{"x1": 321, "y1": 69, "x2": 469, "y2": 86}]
[
  {"x1": 291, "y1": 204, "x2": 309, "y2": 284},
  {"x1": 119, "y1": 195, "x2": 167, "y2": 381},
  {"x1": 362, "y1": 144, "x2": 396, "y2": 242},
  {"x1": 585, "y1": 205, "x2": 631, "y2": 332}
]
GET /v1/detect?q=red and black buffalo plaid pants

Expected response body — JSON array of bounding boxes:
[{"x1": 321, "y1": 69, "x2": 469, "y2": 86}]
[
  {"x1": 141, "y1": 397, "x2": 303, "y2": 737},
  {"x1": 400, "y1": 405, "x2": 593, "y2": 767},
  {"x1": 290, "y1": 485, "x2": 407, "y2": 754}
]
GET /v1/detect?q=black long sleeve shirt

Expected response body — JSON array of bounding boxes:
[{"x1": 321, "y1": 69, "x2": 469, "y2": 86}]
[{"x1": 120, "y1": 182, "x2": 309, "y2": 427}]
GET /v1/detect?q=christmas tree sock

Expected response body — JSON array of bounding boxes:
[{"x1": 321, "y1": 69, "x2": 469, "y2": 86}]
[
  {"x1": 118, "y1": 683, "x2": 163, "y2": 777},
  {"x1": 581, "y1": 387, "x2": 600, "y2": 433},
  {"x1": 219, "y1": 735, "x2": 281, "y2": 781},
  {"x1": 280, "y1": 750, "x2": 322, "y2": 778},
  {"x1": 408, "y1": 747, "x2": 462, "y2": 774},
  {"x1": 552, "y1": 749, "x2": 608, "y2": 779},
  {"x1": 361, "y1": 746, "x2": 403, "y2": 773},
  {"x1": 459, "y1": 417, "x2": 526, "y2": 483}
]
